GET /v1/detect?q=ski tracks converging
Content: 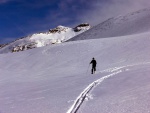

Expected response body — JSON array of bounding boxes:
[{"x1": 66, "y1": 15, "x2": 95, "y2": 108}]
[{"x1": 66, "y1": 62, "x2": 150, "y2": 113}]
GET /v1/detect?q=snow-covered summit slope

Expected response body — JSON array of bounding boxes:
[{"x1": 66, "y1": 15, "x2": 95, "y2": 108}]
[
  {"x1": 1, "y1": 31, "x2": 150, "y2": 113},
  {"x1": 0, "y1": 23, "x2": 90, "y2": 54},
  {"x1": 69, "y1": 8, "x2": 150, "y2": 41}
]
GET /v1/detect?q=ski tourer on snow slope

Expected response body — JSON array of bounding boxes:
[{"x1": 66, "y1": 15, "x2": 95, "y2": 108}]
[{"x1": 90, "y1": 58, "x2": 97, "y2": 74}]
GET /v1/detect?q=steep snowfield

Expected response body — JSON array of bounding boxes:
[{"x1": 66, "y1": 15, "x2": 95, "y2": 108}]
[
  {"x1": 1, "y1": 31, "x2": 150, "y2": 113},
  {"x1": 0, "y1": 24, "x2": 90, "y2": 54},
  {"x1": 69, "y1": 8, "x2": 150, "y2": 41}
]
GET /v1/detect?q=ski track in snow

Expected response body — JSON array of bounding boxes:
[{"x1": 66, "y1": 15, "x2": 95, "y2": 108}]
[
  {"x1": 66, "y1": 62, "x2": 150, "y2": 113},
  {"x1": 67, "y1": 70, "x2": 122, "y2": 113}
]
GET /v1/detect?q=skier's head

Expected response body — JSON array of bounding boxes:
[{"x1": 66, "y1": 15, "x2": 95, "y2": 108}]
[{"x1": 92, "y1": 57, "x2": 95, "y2": 60}]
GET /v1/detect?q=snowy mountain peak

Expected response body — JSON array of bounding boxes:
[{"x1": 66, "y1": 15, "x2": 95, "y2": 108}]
[
  {"x1": 49, "y1": 25, "x2": 70, "y2": 34},
  {"x1": 69, "y1": 8, "x2": 150, "y2": 41},
  {"x1": 0, "y1": 23, "x2": 91, "y2": 54}
]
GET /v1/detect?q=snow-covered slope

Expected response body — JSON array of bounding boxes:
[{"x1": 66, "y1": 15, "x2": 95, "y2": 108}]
[
  {"x1": 1, "y1": 31, "x2": 150, "y2": 113},
  {"x1": 0, "y1": 23, "x2": 90, "y2": 54},
  {"x1": 69, "y1": 8, "x2": 150, "y2": 41},
  {"x1": 1, "y1": 8, "x2": 150, "y2": 113}
]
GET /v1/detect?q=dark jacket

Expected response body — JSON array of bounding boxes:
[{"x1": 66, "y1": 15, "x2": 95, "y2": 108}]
[{"x1": 90, "y1": 59, "x2": 97, "y2": 67}]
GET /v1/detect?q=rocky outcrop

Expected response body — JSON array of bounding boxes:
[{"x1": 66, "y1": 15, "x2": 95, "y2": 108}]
[
  {"x1": 12, "y1": 43, "x2": 36, "y2": 52},
  {"x1": 74, "y1": 23, "x2": 90, "y2": 32},
  {"x1": 0, "y1": 44, "x2": 7, "y2": 48},
  {"x1": 49, "y1": 26, "x2": 69, "y2": 33}
]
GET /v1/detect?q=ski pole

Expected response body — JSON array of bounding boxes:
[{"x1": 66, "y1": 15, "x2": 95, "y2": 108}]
[{"x1": 86, "y1": 64, "x2": 90, "y2": 74}]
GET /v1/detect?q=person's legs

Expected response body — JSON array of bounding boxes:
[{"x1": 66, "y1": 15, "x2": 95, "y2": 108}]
[
  {"x1": 94, "y1": 67, "x2": 96, "y2": 72},
  {"x1": 91, "y1": 69, "x2": 93, "y2": 74},
  {"x1": 92, "y1": 67, "x2": 96, "y2": 74},
  {"x1": 91, "y1": 67, "x2": 96, "y2": 74}
]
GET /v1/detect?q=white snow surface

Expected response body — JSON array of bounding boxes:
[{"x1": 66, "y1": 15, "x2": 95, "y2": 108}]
[
  {"x1": 1, "y1": 31, "x2": 150, "y2": 113},
  {"x1": 1, "y1": 9, "x2": 150, "y2": 113}
]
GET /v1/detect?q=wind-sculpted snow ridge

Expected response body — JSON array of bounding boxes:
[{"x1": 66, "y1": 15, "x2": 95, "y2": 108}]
[
  {"x1": 67, "y1": 70, "x2": 122, "y2": 113},
  {"x1": 69, "y1": 8, "x2": 150, "y2": 41}
]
